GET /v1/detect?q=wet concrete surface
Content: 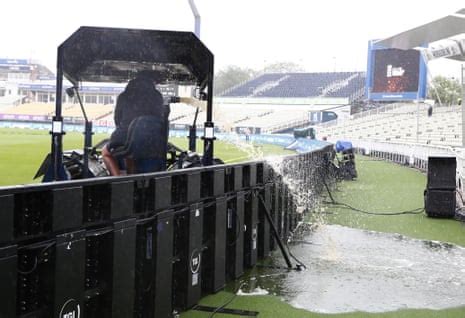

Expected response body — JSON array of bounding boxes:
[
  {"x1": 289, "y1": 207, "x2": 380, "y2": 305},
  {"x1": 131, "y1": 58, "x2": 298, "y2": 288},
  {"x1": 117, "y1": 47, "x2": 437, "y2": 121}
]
[{"x1": 241, "y1": 224, "x2": 465, "y2": 313}]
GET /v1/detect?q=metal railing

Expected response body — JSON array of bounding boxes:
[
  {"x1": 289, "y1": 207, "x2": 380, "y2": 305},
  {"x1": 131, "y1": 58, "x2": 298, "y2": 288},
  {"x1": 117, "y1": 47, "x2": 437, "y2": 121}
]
[{"x1": 352, "y1": 139, "x2": 465, "y2": 194}]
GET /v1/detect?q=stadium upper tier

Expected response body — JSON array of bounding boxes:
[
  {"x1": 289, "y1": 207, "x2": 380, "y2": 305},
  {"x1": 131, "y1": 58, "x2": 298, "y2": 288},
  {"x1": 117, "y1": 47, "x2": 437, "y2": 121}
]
[
  {"x1": 317, "y1": 103, "x2": 463, "y2": 147},
  {"x1": 220, "y1": 72, "x2": 366, "y2": 99}
]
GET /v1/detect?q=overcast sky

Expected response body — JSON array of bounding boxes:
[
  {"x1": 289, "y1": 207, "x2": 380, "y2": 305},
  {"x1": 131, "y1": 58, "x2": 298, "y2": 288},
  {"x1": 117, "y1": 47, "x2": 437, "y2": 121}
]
[{"x1": 1, "y1": 0, "x2": 463, "y2": 79}]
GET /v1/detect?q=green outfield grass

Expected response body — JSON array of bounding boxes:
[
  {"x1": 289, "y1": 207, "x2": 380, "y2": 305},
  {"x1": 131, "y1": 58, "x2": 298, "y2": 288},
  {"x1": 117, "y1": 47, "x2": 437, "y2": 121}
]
[
  {"x1": 0, "y1": 128, "x2": 292, "y2": 186},
  {"x1": 168, "y1": 136, "x2": 293, "y2": 164},
  {"x1": 183, "y1": 291, "x2": 465, "y2": 318},
  {"x1": 0, "y1": 128, "x2": 108, "y2": 186},
  {"x1": 321, "y1": 156, "x2": 465, "y2": 247},
  {"x1": 181, "y1": 155, "x2": 465, "y2": 318}
]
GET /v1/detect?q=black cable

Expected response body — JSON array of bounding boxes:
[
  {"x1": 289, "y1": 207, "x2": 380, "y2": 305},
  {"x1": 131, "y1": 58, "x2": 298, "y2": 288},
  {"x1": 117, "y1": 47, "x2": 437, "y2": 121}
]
[
  {"x1": 18, "y1": 241, "x2": 56, "y2": 275},
  {"x1": 226, "y1": 193, "x2": 238, "y2": 201},
  {"x1": 323, "y1": 178, "x2": 336, "y2": 204},
  {"x1": 173, "y1": 206, "x2": 191, "y2": 215},
  {"x1": 203, "y1": 200, "x2": 217, "y2": 209},
  {"x1": 17, "y1": 257, "x2": 38, "y2": 275},
  {"x1": 209, "y1": 280, "x2": 246, "y2": 318},
  {"x1": 329, "y1": 201, "x2": 424, "y2": 215},
  {"x1": 322, "y1": 170, "x2": 424, "y2": 216}
]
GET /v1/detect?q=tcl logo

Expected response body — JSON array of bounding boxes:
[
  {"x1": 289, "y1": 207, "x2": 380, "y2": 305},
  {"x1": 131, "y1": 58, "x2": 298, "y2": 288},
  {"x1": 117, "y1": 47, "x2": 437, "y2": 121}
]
[
  {"x1": 59, "y1": 299, "x2": 80, "y2": 318},
  {"x1": 63, "y1": 311, "x2": 77, "y2": 318}
]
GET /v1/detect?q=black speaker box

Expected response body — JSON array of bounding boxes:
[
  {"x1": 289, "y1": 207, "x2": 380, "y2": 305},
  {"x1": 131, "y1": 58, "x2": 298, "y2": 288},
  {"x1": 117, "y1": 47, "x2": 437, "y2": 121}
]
[
  {"x1": 112, "y1": 219, "x2": 137, "y2": 317},
  {"x1": 243, "y1": 192, "x2": 258, "y2": 268},
  {"x1": 173, "y1": 204, "x2": 203, "y2": 310},
  {"x1": 0, "y1": 245, "x2": 16, "y2": 318},
  {"x1": 427, "y1": 157, "x2": 456, "y2": 189},
  {"x1": 154, "y1": 211, "x2": 174, "y2": 318},
  {"x1": 225, "y1": 192, "x2": 244, "y2": 281},
  {"x1": 425, "y1": 189, "x2": 456, "y2": 218},
  {"x1": 54, "y1": 230, "x2": 86, "y2": 318},
  {"x1": 202, "y1": 197, "x2": 226, "y2": 294}
]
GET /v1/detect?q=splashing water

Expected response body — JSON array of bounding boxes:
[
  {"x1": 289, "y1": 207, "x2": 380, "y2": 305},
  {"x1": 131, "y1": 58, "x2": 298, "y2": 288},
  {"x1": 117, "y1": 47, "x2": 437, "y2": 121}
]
[
  {"x1": 265, "y1": 154, "x2": 326, "y2": 223},
  {"x1": 230, "y1": 149, "x2": 465, "y2": 313},
  {"x1": 224, "y1": 135, "x2": 328, "y2": 225},
  {"x1": 226, "y1": 133, "x2": 265, "y2": 160},
  {"x1": 239, "y1": 224, "x2": 465, "y2": 313}
]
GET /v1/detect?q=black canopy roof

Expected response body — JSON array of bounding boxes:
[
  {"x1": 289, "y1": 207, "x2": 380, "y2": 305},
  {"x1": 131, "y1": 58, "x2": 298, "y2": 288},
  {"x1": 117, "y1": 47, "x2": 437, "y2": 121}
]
[{"x1": 58, "y1": 26, "x2": 213, "y2": 87}]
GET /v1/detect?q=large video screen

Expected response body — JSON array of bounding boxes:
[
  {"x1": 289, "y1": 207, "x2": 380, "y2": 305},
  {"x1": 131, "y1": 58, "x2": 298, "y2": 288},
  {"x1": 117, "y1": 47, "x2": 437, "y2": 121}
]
[
  {"x1": 366, "y1": 42, "x2": 427, "y2": 101},
  {"x1": 372, "y1": 49, "x2": 419, "y2": 93}
]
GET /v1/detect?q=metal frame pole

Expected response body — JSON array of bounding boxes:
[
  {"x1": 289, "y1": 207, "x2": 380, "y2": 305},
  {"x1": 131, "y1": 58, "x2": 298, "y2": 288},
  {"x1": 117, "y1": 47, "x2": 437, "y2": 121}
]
[
  {"x1": 202, "y1": 57, "x2": 215, "y2": 165},
  {"x1": 51, "y1": 47, "x2": 65, "y2": 181},
  {"x1": 462, "y1": 64, "x2": 465, "y2": 147}
]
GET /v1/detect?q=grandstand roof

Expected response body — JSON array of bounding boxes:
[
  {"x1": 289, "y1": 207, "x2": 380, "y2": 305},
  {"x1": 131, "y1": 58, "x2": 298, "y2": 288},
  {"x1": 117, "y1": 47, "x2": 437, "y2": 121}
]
[
  {"x1": 0, "y1": 58, "x2": 54, "y2": 79},
  {"x1": 0, "y1": 59, "x2": 29, "y2": 66},
  {"x1": 376, "y1": 8, "x2": 465, "y2": 61},
  {"x1": 59, "y1": 26, "x2": 213, "y2": 87}
]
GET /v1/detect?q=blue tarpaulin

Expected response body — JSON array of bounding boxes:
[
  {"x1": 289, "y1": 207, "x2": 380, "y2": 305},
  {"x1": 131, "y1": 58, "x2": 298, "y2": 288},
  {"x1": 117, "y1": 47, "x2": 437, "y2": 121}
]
[
  {"x1": 170, "y1": 130, "x2": 332, "y2": 153},
  {"x1": 335, "y1": 140, "x2": 353, "y2": 152}
]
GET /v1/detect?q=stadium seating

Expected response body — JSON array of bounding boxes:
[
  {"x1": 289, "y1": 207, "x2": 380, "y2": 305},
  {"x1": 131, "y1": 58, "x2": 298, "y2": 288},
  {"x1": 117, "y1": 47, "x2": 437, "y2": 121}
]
[
  {"x1": 221, "y1": 72, "x2": 366, "y2": 99},
  {"x1": 1, "y1": 70, "x2": 369, "y2": 135},
  {"x1": 233, "y1": 109, "x2": 308, "y2": 133},
  {"x1": 2, "y1": 102, "x2": 55, "y2": 116},
  {"x1": 317, "y1": 103, "x2": 462, "y2": 147},
  {"x1": 63, "y1": 103, "x2": 113, "y2": 120},
  {"x1": 169, "y1": 103, "x2": 199, "y2": 121},
  {"x1": 2, "y1": 102, "x2": 114, "y2": 120},
  {"x1": 221, "y1": 73, "x2": 286, "y2": 97},
  {"x1": 1, "y1": 72, "x2": 367, "y2": 135}
]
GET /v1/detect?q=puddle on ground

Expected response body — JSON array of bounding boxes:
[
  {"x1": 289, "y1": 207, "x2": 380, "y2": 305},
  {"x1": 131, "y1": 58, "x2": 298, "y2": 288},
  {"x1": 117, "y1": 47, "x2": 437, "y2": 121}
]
[{"x1": 240, "y1": 224, "x2": 465, "y2": 313}]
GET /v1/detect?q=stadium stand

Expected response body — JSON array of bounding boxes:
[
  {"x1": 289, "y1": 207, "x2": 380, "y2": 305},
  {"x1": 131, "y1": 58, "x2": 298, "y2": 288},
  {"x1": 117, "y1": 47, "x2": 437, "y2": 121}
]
[
  {"x1": 1, "y1": 67, "x2": 366, "y2": 135},
  {"x1": 62, "y1": 103, "x2": 114, "y2": 120},
  {"x1": 169, "y1": 103, "x2": 199, "y2": 121},
  {"x1": 172, "y1": 110, "x2": 206, "y2": 126},
  {"x1": 2, "y1": 102, "x2": 55, "y2": 116},
  {"x1": 233, "y1": 109, "x2": 309, "y2": 133},
  {"x1": 317, "y1": 103, "x2": 463, "y2": 147},
  {"x1": 221, "y1": 73, "x2": 286, "y2": 97},
  {"x1": 2, "y1": 103, "x2": 114, "y2": 120},
  {"x1": 220, "y1": 72, "x2": 366, "y2": 99},
  {"x1": 213, "y1": 71, "x2": 366, "y2": 133}
]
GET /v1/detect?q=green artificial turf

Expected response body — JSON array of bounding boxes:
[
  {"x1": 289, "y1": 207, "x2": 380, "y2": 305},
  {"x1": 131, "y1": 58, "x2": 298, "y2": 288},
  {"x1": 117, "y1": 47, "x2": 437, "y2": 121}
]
[
  {"x1": 0, "y1": 128, "x2": 292, "y2": 186},
  {"x1": 321, "y1": 156, "x2": 465, "y2": 247},
  {"x1": 0, "y1": 128, "x2": 109, "y2": 186}
]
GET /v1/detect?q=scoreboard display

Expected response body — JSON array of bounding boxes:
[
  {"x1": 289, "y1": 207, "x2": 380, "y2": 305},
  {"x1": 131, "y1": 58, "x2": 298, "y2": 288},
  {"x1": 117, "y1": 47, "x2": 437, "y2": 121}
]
[{"x1": 366, "y1": 40, "x2": 427, "y2": 101}]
